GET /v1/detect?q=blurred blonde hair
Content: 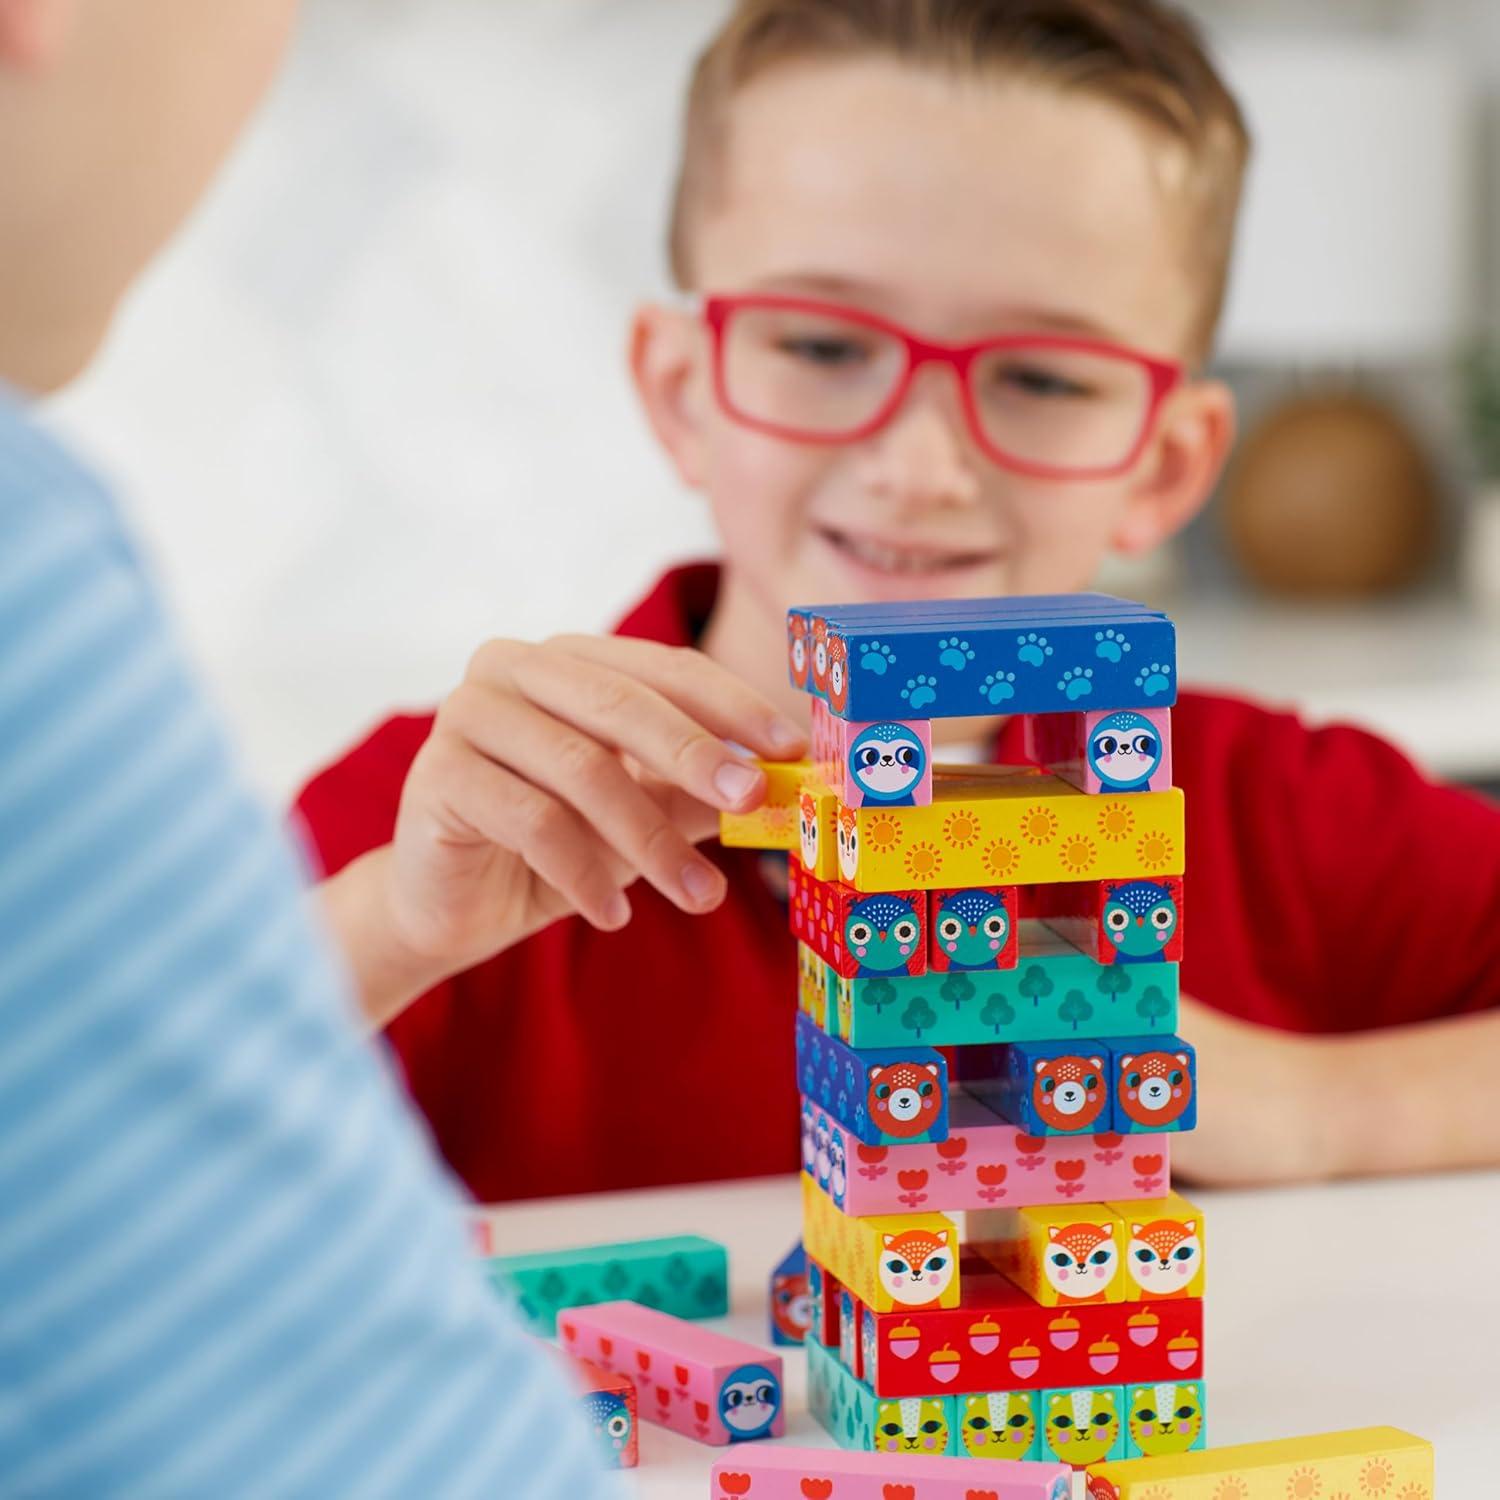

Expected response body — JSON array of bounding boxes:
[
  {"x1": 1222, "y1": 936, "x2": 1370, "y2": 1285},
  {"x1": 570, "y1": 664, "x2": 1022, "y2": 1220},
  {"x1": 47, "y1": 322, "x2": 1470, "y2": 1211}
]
[{"x1": 668, "y1": 0, "x2": 1251, "y2": 360}]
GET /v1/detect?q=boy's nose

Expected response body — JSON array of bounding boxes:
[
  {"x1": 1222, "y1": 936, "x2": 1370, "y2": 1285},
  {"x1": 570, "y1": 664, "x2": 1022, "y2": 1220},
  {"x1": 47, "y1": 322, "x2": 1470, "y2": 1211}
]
[{"x1": 856, "y1": 366, "x2": 980, "y2": 510}]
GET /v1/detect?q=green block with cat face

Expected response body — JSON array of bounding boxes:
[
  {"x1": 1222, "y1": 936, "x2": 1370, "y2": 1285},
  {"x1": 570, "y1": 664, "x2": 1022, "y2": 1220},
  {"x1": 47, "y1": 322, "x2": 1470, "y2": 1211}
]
[
  {"x1": 1039, "y1": 1386, "x2": 1129, "y2": 1469},
  {"x1": 1123, "y1": 1380, "x2": 1207, "y2": 1459},
  {"x1": 808, "y1": 1340, "x2": 958, "y2": 1458},
  {"x1": 484, "y1": 1233, "x2": 727, "y2": 1335}
]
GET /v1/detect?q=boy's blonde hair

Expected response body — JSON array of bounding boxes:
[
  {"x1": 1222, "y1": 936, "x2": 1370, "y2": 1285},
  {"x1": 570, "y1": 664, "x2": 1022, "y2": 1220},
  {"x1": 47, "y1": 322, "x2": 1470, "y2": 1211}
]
[{"x1": 668, "y1": 0, "x2": 1251, "y2": 360}]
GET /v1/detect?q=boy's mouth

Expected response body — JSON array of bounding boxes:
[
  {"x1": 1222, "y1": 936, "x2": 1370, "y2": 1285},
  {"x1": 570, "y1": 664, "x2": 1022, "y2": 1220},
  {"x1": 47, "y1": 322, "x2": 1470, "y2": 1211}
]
[{"x1": 816, "y1": 525, "x2": 997, "y2": 579}]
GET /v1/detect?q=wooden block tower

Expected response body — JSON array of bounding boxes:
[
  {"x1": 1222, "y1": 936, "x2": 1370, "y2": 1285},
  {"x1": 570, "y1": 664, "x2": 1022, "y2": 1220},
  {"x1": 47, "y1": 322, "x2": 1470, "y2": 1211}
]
[{"x1": 727, "y1": 593, "x2": 1205, "y2": 1479}]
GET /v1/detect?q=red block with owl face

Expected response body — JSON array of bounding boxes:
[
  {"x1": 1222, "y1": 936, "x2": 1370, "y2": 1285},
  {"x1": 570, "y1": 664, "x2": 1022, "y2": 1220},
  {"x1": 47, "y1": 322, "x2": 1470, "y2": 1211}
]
[
  {"x1": 1031, "y1": 877, "x2": 1185, "y2": 967},
  {"x1": 787, "y1": 862, "x2": 927, "y2": 981}
]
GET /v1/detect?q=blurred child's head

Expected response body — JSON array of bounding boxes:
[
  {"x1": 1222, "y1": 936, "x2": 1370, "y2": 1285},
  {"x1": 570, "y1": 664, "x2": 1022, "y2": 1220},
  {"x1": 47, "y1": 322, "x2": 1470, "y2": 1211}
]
[
  {"x1": 0, "y1": 0, "x2": 296, "y2": 393},
  {"x1": 631, "y1": 0, "x2": 1250, "y2": 667}
]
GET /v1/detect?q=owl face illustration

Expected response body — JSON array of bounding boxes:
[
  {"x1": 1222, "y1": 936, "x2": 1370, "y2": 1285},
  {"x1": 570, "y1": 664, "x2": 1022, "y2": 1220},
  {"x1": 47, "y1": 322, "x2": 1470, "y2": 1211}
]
[
  {"x1": 1102, "y1": 881, "x2": 1178, "y2": 962},
  {"x1": 848, "y1": 723, "x2": 925, "y2": 806},
  {"x1": 1127, "y1": 1382, "x2": 1202, "y2": 1456},
  {"x1": 719, "y1": 1364, "x2": 780, "y2": 1440},
  {"x1": 836, "y1": 808, "x2": 859, "y2": 882},
  {"x1": 581, "y1": 1390, "x2": 633, "y2": 1462},
  {"x1": 1044, "y1": 1388, "x2": 1120, "y2": 1465},
  {"x1": 844, "y1": 894, "x2": 920, "y2": 976},
  {"x1": 934, "y1": 889, "x2": 1010, "y2": 970},
  {"x1": 962, "y1": 1391, "x2": 1038, "y2": 1457},
  {"x1": 1088, "y1": 711, "x2": 1162, "y2": 792}
]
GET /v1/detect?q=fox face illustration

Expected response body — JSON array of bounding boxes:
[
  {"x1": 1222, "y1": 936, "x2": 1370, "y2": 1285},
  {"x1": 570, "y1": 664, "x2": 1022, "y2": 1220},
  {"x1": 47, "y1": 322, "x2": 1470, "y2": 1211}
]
[
  {"x1": 879, "y1": 1229, "x2": 953, "y2": 1309},
  {"x1": 1042, "y1": 1222, "x2": 1120, "y2": 1304},
  {"x1": 1126, "y1": 1217, "x2": 1201, "y2": 1299}
]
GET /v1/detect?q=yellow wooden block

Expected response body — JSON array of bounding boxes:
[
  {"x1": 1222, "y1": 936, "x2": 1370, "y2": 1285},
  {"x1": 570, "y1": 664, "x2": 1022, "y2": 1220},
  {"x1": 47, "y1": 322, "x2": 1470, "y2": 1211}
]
[
  {"x1": 1084, "y1": 1426, "x2": 1433, "y2": 1499},
  {"x1": 797, "y1": 942, "x2": 829, "y2": 1029},
  {"x1": 800, "y1": 1174, "x2": 960, "y2": 1315},
  {"x1": 1104, "y1": 1191, "x2": 1205, "y2": 1303},
  {"x1": 968, "y1": 1203, "x2": 1129, "y2": 1307},
  {"x1": 717, "y1": 760, "x2": 808, "y2": 850},
  {"x1": 835, "y1": 765, "x2": 1185, "y2": 893}
]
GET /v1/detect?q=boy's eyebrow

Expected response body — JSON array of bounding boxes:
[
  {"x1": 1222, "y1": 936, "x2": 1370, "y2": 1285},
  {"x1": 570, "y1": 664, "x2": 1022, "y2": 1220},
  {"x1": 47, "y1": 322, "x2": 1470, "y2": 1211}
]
[{"x1": 742, "y1": 271, "x2": 1126, "y2": 342}]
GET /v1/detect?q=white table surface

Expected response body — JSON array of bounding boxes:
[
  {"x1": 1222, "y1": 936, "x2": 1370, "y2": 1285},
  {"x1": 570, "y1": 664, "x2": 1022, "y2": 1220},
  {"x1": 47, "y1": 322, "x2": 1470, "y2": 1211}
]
[{"x1": 479, "y1": 1170, "x2": 1500, "y2": 1496}]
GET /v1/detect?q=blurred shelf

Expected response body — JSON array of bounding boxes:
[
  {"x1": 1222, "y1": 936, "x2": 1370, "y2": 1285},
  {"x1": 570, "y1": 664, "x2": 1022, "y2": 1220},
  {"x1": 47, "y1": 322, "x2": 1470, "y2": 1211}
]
[{"x1": 1171, "y1": 592, "x2": 1500, "y2": 782}]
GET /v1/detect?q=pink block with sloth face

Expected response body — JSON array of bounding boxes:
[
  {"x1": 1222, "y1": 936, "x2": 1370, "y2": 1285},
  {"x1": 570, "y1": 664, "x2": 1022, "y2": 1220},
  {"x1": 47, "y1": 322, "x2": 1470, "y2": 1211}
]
[
  {"x1": 711, "y1": 1445, "x2": 1071, "y2": 1499},
  {"x1": 559, "y1": 1302, "x2": 784, "y2": 1447},
  {"x1": 813, "y1": 1087, "x2": 1171, "y2": 1215}
]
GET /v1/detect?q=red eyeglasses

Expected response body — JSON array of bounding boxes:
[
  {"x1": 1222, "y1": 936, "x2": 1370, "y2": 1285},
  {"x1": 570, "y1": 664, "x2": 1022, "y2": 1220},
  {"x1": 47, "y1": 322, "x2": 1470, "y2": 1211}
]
[{"x1": 702, "y1": 293, "x2": 1183, "y2": 481}]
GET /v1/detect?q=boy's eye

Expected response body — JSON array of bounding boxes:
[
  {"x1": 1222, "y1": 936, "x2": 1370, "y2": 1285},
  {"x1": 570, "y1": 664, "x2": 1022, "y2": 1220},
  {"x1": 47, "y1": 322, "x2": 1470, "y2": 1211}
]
[
  {"x1": 990, "y1": 359, "x2": 1094, "y2": 400},
  {"x1": 776, "y1": 334, "x2": 871, "y2": 367}
]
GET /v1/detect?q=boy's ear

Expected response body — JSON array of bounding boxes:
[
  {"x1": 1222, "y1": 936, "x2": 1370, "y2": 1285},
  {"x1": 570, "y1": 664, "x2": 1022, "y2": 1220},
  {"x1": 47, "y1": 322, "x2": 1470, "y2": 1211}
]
[
  {"x1": 0, "y1": 0, "x2": 75, "y2": 68},
  {"x1": 1109, "y1": 378, "x2": 1236, "y2": 557},
  {"x1": 629, "y1": 301, "x2": 711, "y2": 491}
]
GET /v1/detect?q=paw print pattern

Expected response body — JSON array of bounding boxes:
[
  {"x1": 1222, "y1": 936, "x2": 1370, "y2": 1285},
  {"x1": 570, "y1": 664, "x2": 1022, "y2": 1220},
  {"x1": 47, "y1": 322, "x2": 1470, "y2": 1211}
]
[
  {"x1": 937, "y1": 636, "x2": 975, "y2": 671},
  {"x1": 901, "y1": 675, "x2": 939, "y2": 710},
  {"x1": 982, "y1": 670, "x2": 1016, "y2": 705},
  {"x1": 860, "y1": 641, "x2": 897, "y2": 675},
  {"x1": 1136, "y1": 661, "x2": 1172, "y2": 697},
  {"x1": 1094, "y1": 628, "x2": 1131, "y2": 662},
  {"x1": 1016, "y1": 632, "x2": 1053, "y2": 667},
  {"x1": 1059, "y1": 667, "x2": 1094, "y2": 700}
]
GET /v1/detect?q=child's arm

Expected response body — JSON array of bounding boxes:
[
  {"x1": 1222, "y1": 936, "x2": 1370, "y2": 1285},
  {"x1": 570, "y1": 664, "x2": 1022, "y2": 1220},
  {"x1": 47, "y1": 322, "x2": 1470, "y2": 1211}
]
[
  {"x1": 1172, "y1": 996, "x2": 1500, "y2": 1185},
  {"x1": 319, "y1": 633, "x2": 806, "y2": 1030}
]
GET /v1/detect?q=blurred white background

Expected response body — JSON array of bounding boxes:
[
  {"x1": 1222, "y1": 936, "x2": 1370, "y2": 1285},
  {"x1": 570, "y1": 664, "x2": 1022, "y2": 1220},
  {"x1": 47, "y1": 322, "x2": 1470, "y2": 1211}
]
[{"x1": 43, "y1": 0, "x2": 1500, "y2": 801}]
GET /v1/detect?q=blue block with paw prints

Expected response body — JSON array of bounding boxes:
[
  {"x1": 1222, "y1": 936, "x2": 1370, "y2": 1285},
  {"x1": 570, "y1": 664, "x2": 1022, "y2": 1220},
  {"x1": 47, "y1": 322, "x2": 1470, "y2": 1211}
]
[{"x1": 787, "y1": 592, "x2": 1176, "y2": 721}]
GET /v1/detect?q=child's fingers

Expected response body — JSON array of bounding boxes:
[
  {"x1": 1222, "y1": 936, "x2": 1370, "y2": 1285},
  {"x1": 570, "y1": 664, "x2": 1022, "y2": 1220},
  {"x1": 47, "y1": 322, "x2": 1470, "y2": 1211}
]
[
  {"x1": 442, "y1": 684, "x2": 728, "y2": 916},
  {"x1": 543, "y1": 634, "x2": 807, "y2": 760},
  {"x1": 424, "y1": 737, "x2": 636, "y2": 932}
]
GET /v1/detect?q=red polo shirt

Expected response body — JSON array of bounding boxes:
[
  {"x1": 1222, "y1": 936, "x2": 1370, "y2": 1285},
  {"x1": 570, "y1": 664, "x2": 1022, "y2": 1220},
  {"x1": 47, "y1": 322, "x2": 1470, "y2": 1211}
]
[{"x1": 295, "y1": 564, "x2": 1500, "y2": 1203}]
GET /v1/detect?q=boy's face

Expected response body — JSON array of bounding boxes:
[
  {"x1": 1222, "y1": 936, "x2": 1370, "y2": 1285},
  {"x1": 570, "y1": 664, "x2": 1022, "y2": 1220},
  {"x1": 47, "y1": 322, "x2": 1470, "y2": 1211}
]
[
  {"x1": 0, "y1": 0, "x2": 297, "y2": 392},
  {"x1": 634, "y1": 58, "x2": 1233, "y2": 628}
]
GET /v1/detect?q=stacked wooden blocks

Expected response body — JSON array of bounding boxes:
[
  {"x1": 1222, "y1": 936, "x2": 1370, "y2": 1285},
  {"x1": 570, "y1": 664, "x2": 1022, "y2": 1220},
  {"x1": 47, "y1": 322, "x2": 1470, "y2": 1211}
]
[{"x1": 730, "y1": 594, "x2": 1206, "y2": 1479}]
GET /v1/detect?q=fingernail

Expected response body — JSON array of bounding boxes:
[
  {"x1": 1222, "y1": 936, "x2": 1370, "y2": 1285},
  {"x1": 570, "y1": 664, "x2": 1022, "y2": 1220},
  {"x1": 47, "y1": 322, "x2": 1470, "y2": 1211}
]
[
  {"x1": 681, "y1": 860, "x2": 723, "y2": 908},
  {"x1": 601, "y1": 892, "x2": 631, "y2": 929},
  {"x1": 714, "y1": 761, "x2": 762, "y2": 806},
  {"x1": 768, "y1": 717, "x2": 805, "y2": 755}
]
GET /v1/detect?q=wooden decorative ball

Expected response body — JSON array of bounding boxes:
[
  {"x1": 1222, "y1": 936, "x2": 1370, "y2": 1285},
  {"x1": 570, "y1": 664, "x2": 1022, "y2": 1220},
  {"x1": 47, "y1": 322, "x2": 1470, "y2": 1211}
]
[{"x1": 1224, "y1": 392, "x2": 1439, "y2": 596}]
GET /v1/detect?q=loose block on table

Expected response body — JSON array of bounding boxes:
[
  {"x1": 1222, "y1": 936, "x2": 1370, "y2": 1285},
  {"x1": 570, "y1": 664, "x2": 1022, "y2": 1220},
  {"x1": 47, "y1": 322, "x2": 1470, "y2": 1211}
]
[
  {"x1": 969, "y1": 1203, "x2": 1130, "y2": 1307},
  {"x1": 1105, "y1": 1191, "x2": 1205, "y2": 1303},
  {"x1": 831, "y1": 768, "x2": 1185, "y2": 893},
  {"x1": 485, "y1": 1233, "x2": 727, "y2": 1334},
  {"x1": 1026, "y1": 706, "x2": 1173, "y2": 795},
  {"x1": 811, "y1": 697, "x2": 934, "y2": 808},
  {"x1": 796, "y1": 1011, "x2": 949, "y2": 1147},
  {"x1": 717, "y1": 759, "x2": 808, "y2": 850},
  {"x1": 1039, "y1": 1385, "x2": 1128, "y2": 1469},
  {"x1": 928, "y1": 884, "x2": 1020, "y2": 971},
  {"x1": 558, "y1": 1302, "x2": 783, "y2": 1446},
  {"x1": 711, "y1": 1428, "x2": 1072, "y2": 1498},
  {"x1": 801, "y1": 1173, "x2": 960, "y2": 1314},
  {"x1": 1034, "y1": 876, "x2": 1184, "y2": 967},
  {"x1": 789, "y1": 862, "x2": 927, "y2": 980},
  {"x1": 1084, "y1": 1426, "x2": 1433, "y2": 1499},
  {"x1": 1123, "y1": 1380, "x2": 1207, "y2": 1459},
  {"x1": 768, "y1": 1240, "x2": 809, "y2": 1346},
  {"x1": 788, "y1": 595, "x2": 1177, "y2": 721},
  {"x1": 855, "y1": 1260, "x2": 1203, "y2": 1398},
  {"x1": 562, "y1": 1354, "x2": 638, "y2": 1469},
  {"x1": 804, "y1": 1084, "x2": 1171, "y2": 1217},
  {"x1": 822, "y1": 923, "x2": 1180, "y2": 1049}
]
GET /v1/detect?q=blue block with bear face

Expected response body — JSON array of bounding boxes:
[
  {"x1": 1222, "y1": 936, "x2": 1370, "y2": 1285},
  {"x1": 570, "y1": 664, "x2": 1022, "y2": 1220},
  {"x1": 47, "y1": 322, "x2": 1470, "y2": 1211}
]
[
  {"x1": 795, "y1": 1010, "x2": 949, "y2": 1147},
  {"x1": 960, "y1": 1038, "x2": 1114, "y2": 1138},
  {"x1": 1108, "y1": 1035, "x2": 1197, "y2": 1135}
]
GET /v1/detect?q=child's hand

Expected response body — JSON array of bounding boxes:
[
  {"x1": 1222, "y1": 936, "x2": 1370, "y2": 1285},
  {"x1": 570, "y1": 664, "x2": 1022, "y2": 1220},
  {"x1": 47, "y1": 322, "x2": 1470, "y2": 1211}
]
[{"x1": 324, "y1": 635, "x2": 805, "y2": 1027}]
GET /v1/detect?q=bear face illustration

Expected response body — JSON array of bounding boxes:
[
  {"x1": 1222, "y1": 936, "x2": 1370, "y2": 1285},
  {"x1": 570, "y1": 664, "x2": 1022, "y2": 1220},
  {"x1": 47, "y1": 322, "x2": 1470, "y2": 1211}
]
[
  {"x1": 867, "y1": 1061, "x2": 941, "y2": 1138},
  {"x1": 787, "y1": 614, "x2": 809, "y2": 689},
  {"x1": 1117, "y1": 1050, "x2": 1193, "y2": 1128},
  {"x1": 1032, "y1": 1054, "x2": 1107, "y2": 1132},
  {"x1": 828, "y1": 635, "x2": 850, "y2": 713}
]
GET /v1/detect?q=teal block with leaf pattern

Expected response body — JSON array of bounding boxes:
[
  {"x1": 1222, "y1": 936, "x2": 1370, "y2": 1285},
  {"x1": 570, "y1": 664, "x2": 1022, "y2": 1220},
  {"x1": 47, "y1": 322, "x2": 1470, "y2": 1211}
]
[
  {"x1": 808, "y1": 1340, "x2": 959, "y2": 1457},
  {"x1": 485, "y1": 1234, "x2": 727, "y2": 1335},
  {"x1": 824, "y1": 921, "x2": 1178, "y2": 1048}
]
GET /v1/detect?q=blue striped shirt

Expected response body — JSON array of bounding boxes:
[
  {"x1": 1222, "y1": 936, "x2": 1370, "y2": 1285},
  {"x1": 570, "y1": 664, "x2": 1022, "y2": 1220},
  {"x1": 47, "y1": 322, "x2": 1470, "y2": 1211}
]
[{"x1": 0, "y1": 393, "x2": 623, "y2": 1498}]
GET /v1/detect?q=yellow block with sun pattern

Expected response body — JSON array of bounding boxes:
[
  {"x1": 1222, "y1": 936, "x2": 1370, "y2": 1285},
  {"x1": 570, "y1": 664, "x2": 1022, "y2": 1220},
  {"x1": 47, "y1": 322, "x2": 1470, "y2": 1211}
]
[
  {"x1": 800, "y1": 1174, "x2": 960, "y2": 1315},
  {"x1": 1083, "y1": 1426, "x2": 1433, "y2": 1499},
  {"x1": 836, "y1": 766, "x2": 1184, "y2": 894},
  {"x1": 717, "y1": 760, "x2": 809, "y2": 850}
]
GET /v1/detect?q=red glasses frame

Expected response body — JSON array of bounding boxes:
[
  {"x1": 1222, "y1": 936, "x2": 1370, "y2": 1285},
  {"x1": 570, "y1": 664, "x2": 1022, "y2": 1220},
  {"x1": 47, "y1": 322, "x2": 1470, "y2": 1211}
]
[{"x1": 702, "y1": 293, "x2": 1184, "y2": 481}]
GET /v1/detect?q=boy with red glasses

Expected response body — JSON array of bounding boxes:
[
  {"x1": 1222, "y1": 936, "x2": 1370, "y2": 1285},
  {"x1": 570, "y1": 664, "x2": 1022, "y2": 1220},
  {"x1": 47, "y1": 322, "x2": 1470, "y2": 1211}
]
[{"x1": 301, "y1": 0, "x2": 1500, "y2": 1199}]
